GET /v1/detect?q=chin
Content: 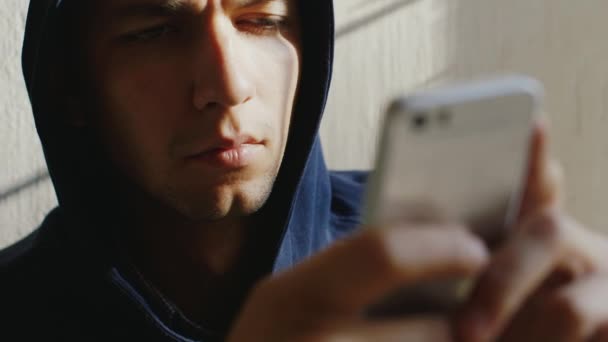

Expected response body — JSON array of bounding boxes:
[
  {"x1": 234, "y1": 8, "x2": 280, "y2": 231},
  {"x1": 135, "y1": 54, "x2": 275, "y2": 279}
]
[{"x1": 165, "y1": 175, "x2": 275, "y2": 222}]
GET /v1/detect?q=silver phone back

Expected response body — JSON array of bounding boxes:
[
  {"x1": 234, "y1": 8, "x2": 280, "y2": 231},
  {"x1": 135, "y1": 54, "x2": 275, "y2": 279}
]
[{"x1": 365, "y1": 76, "x2": 541, "y2": 242}]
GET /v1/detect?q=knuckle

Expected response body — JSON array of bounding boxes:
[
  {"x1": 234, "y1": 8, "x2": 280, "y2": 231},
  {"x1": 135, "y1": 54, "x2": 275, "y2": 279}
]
[
  {"x1": 353, "y1": 231, "x2": 400, "y2": 278},
  {"x1": 524, "y1": 208, "x2": 565, "y2": 241}
]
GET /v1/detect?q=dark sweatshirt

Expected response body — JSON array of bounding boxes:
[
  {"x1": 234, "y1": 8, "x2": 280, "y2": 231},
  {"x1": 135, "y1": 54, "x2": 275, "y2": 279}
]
[{"x1": 0, "y1": 0, "x2": 368, "y2": 340}]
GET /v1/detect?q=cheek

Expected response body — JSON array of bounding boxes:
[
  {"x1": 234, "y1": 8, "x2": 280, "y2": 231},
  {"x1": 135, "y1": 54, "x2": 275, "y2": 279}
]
[
  {"x1": 246, "y1": 37, "x2": 300, "y2": 146},
  {"x1": 93, "y1": 58, "x2": 190, "y2": 176},
  {"x1": 108, "y1": 58, "x2": 188, "y2": 126}
]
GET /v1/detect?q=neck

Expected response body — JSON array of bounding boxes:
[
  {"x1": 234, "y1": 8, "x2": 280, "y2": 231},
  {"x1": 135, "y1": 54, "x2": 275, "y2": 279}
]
[{"x1": 120, "y1": 197, "x2": 256, "y2": 330}]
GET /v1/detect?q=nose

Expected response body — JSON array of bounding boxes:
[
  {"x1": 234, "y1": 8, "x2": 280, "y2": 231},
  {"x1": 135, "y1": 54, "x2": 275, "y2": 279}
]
[{"x1": 192, "y1": 15, "x2": 256, "y2": 111}]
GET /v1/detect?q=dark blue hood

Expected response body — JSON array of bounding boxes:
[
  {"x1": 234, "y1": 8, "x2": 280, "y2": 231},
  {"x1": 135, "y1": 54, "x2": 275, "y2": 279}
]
[
  {"x1": 21, "y1": 0, "x2": 366, "y2": 275},
  {"x1": 10, "y1": 0, "x2": 368, "y2": 340},
  {"x1": 0, "y1": 0, "x2": 366, "y2": 341}
]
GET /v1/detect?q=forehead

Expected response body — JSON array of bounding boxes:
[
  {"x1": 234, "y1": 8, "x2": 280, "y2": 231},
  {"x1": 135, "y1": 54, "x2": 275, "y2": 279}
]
[{"x1": 91, "y1": 0, "x2": 292, "y2": 12}]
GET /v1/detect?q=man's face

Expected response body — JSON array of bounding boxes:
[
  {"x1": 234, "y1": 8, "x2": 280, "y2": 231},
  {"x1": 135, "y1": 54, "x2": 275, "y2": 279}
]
[{"x1": 80, "y1": 0, "x2": 301, "y2": 221}]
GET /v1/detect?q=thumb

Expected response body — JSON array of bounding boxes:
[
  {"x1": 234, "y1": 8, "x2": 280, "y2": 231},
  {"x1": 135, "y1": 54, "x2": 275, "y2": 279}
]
[{"x1": 519, "y1": 121, "x2": 564, "y2": 221}]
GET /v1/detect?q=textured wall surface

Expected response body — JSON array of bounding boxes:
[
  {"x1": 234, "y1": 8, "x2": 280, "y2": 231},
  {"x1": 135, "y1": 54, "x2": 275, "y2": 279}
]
[
  {"x1": 2, "y1": 0, "x2": 608, "y2": 249},
  {"x1": 0, "y1": 0, "x2": 57, "y2": 248},
  {"x1": 322, "y1": 0, "x2": 608, "y2": 232}
]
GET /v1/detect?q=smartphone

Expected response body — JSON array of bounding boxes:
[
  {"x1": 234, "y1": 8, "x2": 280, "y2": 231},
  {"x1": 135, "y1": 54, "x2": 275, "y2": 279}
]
[{"x1": 363, "y1": 75, "x2": 543, "y2": 315}]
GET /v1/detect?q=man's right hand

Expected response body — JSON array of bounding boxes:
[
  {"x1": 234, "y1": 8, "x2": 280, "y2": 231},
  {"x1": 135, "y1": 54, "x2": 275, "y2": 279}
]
[{"x1": 227, "y1": 225, "x2": 489, "y2": 342}]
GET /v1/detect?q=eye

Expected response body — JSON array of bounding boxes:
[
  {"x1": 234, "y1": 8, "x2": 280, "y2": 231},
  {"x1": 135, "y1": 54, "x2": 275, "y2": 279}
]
[
  {"x1": 123, "y1": 24, "x2": 178, "y2": 42},
  {"x1": 236, "y1": 16, "x2": 288, "y2": 35}
]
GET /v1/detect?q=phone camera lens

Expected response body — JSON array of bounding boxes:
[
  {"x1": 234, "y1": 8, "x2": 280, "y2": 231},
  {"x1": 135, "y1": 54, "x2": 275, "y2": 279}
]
[{"x1": 411, "y1": 114, "x2": 427, "y2": 131}]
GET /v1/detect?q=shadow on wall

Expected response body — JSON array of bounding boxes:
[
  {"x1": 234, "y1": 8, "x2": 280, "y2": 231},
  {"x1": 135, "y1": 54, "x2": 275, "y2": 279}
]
[
  {"x1": 0, "y1": 170, "x2": 50, "y2": 204},
  {"x1": 0, "y1": 0, "x2": 421, "y2": 205},
  {"x1": 336, "y1": 0, "x2": 421, "y2": 38}
]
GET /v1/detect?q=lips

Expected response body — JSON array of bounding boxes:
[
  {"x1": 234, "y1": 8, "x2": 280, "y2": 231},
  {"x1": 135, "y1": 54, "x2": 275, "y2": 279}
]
[{"x1": 186, "y1": 135, "x2": 265, "y2": 169}]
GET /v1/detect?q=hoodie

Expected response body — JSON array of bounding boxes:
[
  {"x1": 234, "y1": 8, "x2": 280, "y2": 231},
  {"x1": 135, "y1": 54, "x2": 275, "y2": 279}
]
[{"x1": 0, "y1": 0, "x2": 368, "y2": 341}]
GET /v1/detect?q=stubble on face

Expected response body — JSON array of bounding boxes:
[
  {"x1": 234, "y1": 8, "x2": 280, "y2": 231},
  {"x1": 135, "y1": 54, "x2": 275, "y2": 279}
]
[{"x1": 80, "y1": 0, "x2": 301, "y2": 224}]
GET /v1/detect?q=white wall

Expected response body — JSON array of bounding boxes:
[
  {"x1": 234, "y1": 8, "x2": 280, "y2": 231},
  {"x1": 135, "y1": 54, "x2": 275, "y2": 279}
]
[
  {"x1": 2, "y1": 0, "x2": 608, "y2": 249},
  {"x1": 322, "y1": 0, "x2": 608, "y2": 232},
  {"x1": 0, "y1": 0, "x2": 57, "y2": 248}
]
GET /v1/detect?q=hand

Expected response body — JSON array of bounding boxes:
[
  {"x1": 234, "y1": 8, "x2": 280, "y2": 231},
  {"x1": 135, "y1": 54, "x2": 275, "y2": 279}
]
[
  {"x1": 228, "y1": 225, "x2": 489, "y2": 342},
  {"x1": 456, "y1": 123, "x2": 608, "y2": 342}
]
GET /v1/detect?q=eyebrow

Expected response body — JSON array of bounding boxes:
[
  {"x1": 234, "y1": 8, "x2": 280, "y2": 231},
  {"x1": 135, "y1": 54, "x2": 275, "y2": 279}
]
[
  {"x1": 112, "y1": 0, "x2": 287, "y2": 19},
  {"x1": 111, "y1": 1, "x2": 190, "y2": 19},
  {"x1": 234, "y1": 0, "x2": 287, "y2": 7}
]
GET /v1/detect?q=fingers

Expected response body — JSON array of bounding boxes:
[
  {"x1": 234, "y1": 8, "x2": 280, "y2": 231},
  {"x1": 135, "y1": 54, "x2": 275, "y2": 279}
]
[
  {"x1": 519, "y1": 121, "x2": 564, "y2": 220},
  {"x1": 501, "y1": 274, "x2": 608, "y2": 342},
  {"x1": 252, "y1": 226, "x2": 488, "y2": 316},
  {"x1": 230, "y1": 225, "x2": 487, "y2": 342},
  {"x1": 308, "y1": 317, "x2": 451, "y2": 342},
  {"x1": 284, "y1": 225, "x2": 489, "y2": 314},
  {"x1": 456, "y1": 209, "x2": 565, "y2": 341},
  {"x1": 456, "y1": 206, "x2": 608, "y2": 342}
]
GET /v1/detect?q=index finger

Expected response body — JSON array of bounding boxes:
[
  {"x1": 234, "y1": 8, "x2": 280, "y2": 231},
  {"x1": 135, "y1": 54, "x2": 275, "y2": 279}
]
[
  {"x1": 455, "y1": 207, "x2": 608, "y2": 342},
  {"x1": 455, "y1": 210, "x2": 565, "y2": 342},
  {"x1": 269, "y1": 225, "x2": 489, "y2": 315}
]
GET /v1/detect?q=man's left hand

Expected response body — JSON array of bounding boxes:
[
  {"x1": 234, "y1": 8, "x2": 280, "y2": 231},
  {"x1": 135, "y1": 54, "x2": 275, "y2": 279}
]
[{"x1": 456, "y1": 123, "x2": 608, "y2": 342}]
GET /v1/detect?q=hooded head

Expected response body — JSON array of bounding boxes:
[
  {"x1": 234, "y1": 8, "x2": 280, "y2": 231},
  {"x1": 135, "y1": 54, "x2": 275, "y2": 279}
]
[{"x1": 23, "y1": 0, "x2": 335, "y2": 268}]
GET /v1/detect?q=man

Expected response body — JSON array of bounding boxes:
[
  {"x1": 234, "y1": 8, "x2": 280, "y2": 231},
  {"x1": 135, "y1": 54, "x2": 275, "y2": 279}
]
[{"x1": 3, "y1": 0, "x2": 608, "y2": 341}]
